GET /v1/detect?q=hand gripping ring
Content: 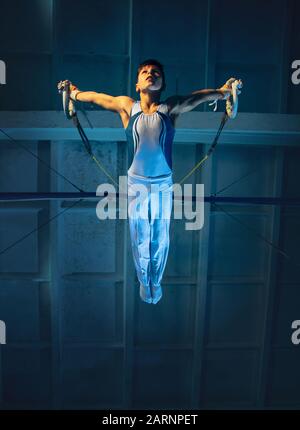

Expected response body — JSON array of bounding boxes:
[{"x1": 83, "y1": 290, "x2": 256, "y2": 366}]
[
  {"x1": 57, "y1": 80, "x2": 76, "y2": 120},
  {"x1": 209, "y1": 79, "x2": 243, "y2": 119}
]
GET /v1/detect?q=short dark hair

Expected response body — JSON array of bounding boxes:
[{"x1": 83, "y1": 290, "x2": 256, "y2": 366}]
[{"x1": 136, "y1": 58, "x2": 166, "y2": 92}]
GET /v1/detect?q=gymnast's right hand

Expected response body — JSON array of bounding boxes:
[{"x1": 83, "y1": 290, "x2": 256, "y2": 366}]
[{"x1": 57, "y1": 80, "x2": 78, "y2": 92}]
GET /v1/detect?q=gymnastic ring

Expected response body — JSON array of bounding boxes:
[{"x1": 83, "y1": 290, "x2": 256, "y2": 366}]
[{"x1": 57, "y1": 79, "x2": 76, "y2": 120}]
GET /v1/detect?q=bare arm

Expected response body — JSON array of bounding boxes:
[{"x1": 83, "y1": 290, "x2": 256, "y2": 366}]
[
  {"x1": 166, "y1": 89, "x2": 226, "y2": 115},
  {"x1": 67, "y1": 83, "x2": 133, "y2": 113},
  {"x1": 76, "y1": 91, "x2": 133, "y2": 113},
  {"x1": 166, "y1": 78, "x2": 238, "y2": 115}
]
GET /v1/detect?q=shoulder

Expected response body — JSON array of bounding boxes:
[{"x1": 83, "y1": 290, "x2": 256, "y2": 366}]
[
  {"x1": 160, "y1": 97, "x2": 181, "y2": 127},
  {"x1": 162, "y1": 95, "x2": 183, "y2": 115},
  {"x1": 115, "y1": 96, "x2": 135, "y2": 115}
]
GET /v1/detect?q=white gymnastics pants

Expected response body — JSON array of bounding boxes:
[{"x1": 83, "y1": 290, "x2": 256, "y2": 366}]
[{"x1": 127, "y1": 172, "x2": 173, "y2": 288}]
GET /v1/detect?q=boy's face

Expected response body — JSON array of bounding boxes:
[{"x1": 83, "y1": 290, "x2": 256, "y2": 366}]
[{"x1": 136, "y1": 65, "x2": 163, "y2": 94}]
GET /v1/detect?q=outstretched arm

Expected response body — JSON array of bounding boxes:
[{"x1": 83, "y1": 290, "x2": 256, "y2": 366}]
[
  {"x1": 166, "y1": 77, "x2": 238, "y2": 115},
  {"x1": 65, "y1": 82, "x2": 133, "y2": 113}
]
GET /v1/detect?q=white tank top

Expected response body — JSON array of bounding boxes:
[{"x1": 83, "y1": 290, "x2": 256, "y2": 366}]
[{"x1": 125, "y1": 101, "x2": 175, "y2": 178}]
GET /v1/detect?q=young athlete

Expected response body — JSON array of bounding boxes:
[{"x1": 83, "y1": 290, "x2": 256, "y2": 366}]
[{"x1": 60, "y1": 59, "x2": 239, "y2": 304}]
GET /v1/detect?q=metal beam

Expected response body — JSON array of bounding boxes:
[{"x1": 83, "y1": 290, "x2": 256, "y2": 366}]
[{"x1": 1, "y1": 192, "x2": 300, "y2": 206}]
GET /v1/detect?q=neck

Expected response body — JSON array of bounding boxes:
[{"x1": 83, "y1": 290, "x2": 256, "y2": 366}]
[{"x1": 139, "y1": 91, "x2": 161, "y2": 108}]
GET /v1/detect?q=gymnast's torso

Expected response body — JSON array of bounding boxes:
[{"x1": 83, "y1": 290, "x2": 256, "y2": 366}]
[{"x1": 123, "y1": 100, "x2": 176, "y2": 178}]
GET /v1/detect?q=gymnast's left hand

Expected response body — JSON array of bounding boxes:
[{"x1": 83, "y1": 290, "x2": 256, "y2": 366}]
[{"x1": 219, "y1": 77, "x2": 242, "y2": 99}]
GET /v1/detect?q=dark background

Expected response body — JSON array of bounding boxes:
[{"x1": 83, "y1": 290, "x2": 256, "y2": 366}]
[{"x1": 0, "y1": 0, "x2": 299, "y2": 410}]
